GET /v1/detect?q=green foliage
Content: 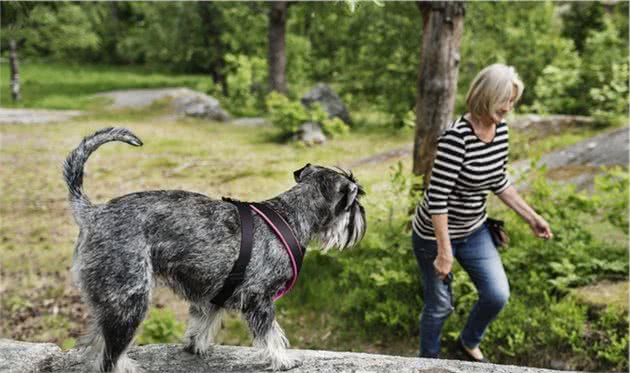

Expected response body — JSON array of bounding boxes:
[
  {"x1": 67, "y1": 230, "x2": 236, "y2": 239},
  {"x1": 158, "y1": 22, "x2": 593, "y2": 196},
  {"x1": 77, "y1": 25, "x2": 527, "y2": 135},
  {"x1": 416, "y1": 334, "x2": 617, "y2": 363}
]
[
  {"x1": 20, "y1": 3, "x2": 99, "y2": 61},
  {"x1": 137, "y1": 308, "x2": 185, "y2": 345},
  {"x1": 223, "y1": 53, "x2": 268, "y2": 116},
  {"x1": 581, "y1": 19, "x2": 630, "y2": 123},
  {"x1": 287, "y1": 163, "x2": 628, "y2": 370},
  {"x1": 299, "y1": 2, "x2": 422, "y2": 125},
  {"x1": 528, "y1": 41, "x2": 583, "y2": 115},
  {"x1": 321, "y1": 117, "x2": 350, "y2": 138},
  {"x1": 265, "y1": 92, "x2": 349, "y2": 139},
  {"x1": 0, "y1": 62, "x2": 214, "y2": 110},
  {"x1": 286, "y1": 34, "x2": 314, "y2": 98},
  {"x1": 333, "y1": 163, "x2": 423, "y2": 334},
  {"x1": 593, "y1": 167, "x2": 630, "y2": 235},
  {"x1": 266, "y1": 92, "x2": 310, "y2": 136},
  {"x1": 589, "y1": 63, "x2": 629, "y2": 124}
]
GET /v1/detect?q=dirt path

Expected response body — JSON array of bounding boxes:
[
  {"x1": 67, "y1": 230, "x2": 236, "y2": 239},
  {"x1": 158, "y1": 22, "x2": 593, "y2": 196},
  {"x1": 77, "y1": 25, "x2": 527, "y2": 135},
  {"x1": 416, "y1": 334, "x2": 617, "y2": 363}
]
[{"x1": 0, "y1": 108, "x2": 83, "y2": 125}]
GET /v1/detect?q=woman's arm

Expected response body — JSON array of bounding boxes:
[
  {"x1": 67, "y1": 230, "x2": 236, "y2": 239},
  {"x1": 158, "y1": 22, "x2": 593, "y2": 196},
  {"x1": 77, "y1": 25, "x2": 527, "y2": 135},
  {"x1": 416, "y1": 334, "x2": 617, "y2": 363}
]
[
  {"x1": 432, "y1": 214, "x2": 453, "y2": 280},
  {"x1": 496, "y1": 185, "x2": 553, "y2": 239}
]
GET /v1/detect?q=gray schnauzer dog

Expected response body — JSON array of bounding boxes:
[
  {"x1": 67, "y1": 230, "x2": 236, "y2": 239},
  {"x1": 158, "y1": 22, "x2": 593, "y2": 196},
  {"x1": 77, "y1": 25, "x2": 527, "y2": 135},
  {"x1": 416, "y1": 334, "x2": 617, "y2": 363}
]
[{"x1": 63, "y1": 128, "x2": 366, "y2": 373}]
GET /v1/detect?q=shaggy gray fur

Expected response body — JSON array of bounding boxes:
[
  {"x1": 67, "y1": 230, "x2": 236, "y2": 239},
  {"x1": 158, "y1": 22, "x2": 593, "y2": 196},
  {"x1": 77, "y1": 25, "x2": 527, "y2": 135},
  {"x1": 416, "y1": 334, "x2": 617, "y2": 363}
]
[{"x1": 63, "y1": 128, "x2": 366, "y2": 373}]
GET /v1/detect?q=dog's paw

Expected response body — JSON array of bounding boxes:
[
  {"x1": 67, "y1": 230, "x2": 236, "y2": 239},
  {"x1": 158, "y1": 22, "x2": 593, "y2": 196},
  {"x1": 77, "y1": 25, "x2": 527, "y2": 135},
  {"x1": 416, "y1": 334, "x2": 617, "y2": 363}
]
[
  {"x1": 268, "y1": 356, "x2": 302, "y2": 371},
  {"x1": 183, "y1": 343, "x2": 213, "y2": 358}
]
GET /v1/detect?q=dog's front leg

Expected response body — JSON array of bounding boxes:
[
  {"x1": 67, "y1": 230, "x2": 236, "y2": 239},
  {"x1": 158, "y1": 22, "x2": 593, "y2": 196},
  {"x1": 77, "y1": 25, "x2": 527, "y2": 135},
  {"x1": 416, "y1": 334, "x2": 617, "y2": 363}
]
[{"x1": 245, "y1": 301, "x2": 300, "y2": 371}]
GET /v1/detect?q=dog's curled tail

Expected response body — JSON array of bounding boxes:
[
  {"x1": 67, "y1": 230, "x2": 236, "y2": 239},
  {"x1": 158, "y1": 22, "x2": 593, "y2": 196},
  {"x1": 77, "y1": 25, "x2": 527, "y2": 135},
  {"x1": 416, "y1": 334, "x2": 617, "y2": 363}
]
[{"x1": 63, "y1": 127, "x2": 142, "y2": 224}]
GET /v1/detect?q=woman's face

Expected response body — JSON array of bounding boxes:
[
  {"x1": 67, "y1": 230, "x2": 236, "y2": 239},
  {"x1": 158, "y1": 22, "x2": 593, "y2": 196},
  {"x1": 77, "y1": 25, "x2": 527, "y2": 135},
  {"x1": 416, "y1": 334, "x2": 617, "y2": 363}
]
[{"x1": 490, "y1": 85, "x2": 518, "y2": 124}]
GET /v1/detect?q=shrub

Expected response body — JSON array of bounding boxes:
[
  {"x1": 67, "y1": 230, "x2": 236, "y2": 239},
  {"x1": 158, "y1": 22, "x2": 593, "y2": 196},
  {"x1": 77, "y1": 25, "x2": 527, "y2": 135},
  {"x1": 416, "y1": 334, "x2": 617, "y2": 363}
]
[
  {"x1": 137, "y1": 308, "x2": 185, "y2": 345},
  {"x1": 265, "y1": 92, "x2": 350, "y2": 140},
  {"x1": 223, "y1": 53, "x2": 268, "y2": 117}
]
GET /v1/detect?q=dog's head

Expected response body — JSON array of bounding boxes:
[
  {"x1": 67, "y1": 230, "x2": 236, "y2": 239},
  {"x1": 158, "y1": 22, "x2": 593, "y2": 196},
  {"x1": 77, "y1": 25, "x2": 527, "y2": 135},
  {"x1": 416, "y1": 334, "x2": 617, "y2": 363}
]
[{"x1": 293, "y1": 163, "x2": 366, "y2": 251}]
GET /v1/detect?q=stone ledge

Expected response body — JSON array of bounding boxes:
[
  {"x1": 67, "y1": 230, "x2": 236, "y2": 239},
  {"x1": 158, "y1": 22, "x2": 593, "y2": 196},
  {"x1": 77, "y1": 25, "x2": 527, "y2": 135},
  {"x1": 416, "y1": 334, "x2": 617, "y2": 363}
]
[{"x1": 0, "y1": 339, "x2": 578, "y2": 373}]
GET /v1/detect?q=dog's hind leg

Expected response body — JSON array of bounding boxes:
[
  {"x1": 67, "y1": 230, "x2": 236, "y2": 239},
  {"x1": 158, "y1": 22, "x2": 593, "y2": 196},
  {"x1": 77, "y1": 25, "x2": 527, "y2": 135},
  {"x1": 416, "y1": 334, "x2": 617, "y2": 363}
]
[
  {"x1": 183, "y1": 303, "x2": 225, "y2": 356},
  {"x1": 98, "y1": 289, "x2": 150, "y2": 373},
  {"x1": 244, "y1": 300, "x2": 300, "y2": 371},
  {"x1": 96, "y1": 289, "x2": 150, "y2": 373}
]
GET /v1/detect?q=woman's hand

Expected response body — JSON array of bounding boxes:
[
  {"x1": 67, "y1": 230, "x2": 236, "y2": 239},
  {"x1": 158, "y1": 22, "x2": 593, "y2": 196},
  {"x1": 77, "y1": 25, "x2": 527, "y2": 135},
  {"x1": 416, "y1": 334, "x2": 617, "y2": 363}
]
[
  {"x1": 529, "y1": 214, "x2": 553, "y2": 240},
  {"x1": 433, "y1": 252, "x2": 453, "y2": 280}
]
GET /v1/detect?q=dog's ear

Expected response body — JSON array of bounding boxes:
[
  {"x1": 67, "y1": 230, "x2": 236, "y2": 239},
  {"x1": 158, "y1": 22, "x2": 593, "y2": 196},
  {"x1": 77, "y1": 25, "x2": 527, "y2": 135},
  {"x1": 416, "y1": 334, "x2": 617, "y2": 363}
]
[
  {"x1": 293, "y1": 163, "x2": 314, "y2": 182},
  {"x1": 335, "y1": 183, "x2": 359, "y2": 214}
]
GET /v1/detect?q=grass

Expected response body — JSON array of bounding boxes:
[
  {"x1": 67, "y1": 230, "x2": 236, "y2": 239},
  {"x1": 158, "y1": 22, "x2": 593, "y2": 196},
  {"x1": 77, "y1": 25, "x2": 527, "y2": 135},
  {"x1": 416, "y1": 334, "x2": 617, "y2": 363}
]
[
  {"x1": 0, "y1": 61, "x2": 215, "y2": 110},
  {"x1": 0, "y1": 109, "x2": 414, "y2": 350}
]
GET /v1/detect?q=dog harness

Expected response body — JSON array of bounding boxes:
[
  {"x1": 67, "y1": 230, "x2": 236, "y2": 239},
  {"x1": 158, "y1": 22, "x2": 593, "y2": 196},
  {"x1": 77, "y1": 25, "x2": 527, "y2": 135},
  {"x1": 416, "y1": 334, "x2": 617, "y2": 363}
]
[{"x1": 211, "y1": 198, "x2": 305, "y2": 306}]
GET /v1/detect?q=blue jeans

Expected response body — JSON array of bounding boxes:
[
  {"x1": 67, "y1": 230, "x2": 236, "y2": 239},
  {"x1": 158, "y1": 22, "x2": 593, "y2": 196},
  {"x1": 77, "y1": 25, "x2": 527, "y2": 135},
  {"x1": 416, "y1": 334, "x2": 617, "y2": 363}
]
[{"x1": 412, "y1": 223, "x2": 510, "y2": 358}]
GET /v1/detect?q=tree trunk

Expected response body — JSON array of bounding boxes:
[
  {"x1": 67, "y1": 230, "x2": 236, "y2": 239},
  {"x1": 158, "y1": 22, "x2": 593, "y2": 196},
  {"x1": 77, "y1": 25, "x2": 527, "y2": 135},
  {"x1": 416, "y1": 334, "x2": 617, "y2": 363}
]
[
  {"x1": 199, "y1": 2, "x2": 228, "y2": 96},
  {"x1": 412, "y1": 2, "x2": 465, "y2": 186},
  {"x1": 268, "y1": 1, "x2": 289, "y2": 94},
  {"x1": 9, "y1": 39, "x2": 20, "y2": 102}
]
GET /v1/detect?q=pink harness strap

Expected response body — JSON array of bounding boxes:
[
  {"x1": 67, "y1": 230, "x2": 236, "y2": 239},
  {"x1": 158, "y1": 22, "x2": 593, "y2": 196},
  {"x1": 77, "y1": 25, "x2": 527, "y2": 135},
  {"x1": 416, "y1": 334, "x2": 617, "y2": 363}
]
[{"x1": 250, "y1": 205, "x2": 303, "y2": 301}]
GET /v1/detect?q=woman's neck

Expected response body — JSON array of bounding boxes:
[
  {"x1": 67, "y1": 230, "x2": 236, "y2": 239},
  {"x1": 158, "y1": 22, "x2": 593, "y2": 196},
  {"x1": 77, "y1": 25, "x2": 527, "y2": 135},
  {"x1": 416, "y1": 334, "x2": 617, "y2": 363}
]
[{"x1": 467, "y1": 113, "x2": 495, "y2": 129}]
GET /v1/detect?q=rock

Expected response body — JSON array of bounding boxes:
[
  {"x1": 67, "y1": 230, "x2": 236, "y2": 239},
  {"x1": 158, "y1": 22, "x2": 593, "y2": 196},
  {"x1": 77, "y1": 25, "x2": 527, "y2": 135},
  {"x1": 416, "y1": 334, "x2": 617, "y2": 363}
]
[
  {"x1": 94, "y1": 88, "x2": 231, "y2": 122},
  {"x1": 0, "y1": 108, "x2": 83, "y2": 125},
  {"x1": 171, "y1": 90, "x2": 231, "y2": 122},
  {"x1": 296, "y1": 122, "x2": 327, "y2": 144},
  {"x1": 0, "y1": 340, "x2": 580, "y2": 373},
  {"x1": 0, "y1": 339, "x2": 62, "y2": 373},
  {"x1": 301, "y1": 83, "x2": 352, "y2": 125},
  {"x1": 572, "y1": 281, "x2": 629, "y2": 311},
  {"x1": 537, "y1": 126, "x2": 629, "y2": 169},
  {"x1": 512, "y1": 126, "x2": 629, "y2": 189},
  {"x1": 510, "y1": 114, "x2": 597, "y2": 134}
]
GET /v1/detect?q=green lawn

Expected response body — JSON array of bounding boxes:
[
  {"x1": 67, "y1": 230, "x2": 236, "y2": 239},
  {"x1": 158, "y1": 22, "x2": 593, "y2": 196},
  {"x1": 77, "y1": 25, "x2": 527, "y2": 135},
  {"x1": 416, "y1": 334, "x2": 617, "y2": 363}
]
[{"x1": 0, "y1": 61, "x2": 215, "y2": 110}]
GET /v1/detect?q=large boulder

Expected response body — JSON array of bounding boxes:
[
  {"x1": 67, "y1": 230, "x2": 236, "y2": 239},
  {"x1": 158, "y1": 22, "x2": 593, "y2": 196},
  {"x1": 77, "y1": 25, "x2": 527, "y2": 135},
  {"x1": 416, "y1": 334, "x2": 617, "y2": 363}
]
[
  {"x1": 301, "y1": 83, "x2": 352, "y2": 125},
  {"x1": 171, "y1": 90, "x2": 231, "y2": 122},
  {"x1": 0, "y1": 339, "x2": 62, "y2": 373},
  {"x1": 295, "y1": 121, "x2": 327, "y2": 145},
  {"x1": 0, "y1": 339, "x2": 579, "y2": 373}
]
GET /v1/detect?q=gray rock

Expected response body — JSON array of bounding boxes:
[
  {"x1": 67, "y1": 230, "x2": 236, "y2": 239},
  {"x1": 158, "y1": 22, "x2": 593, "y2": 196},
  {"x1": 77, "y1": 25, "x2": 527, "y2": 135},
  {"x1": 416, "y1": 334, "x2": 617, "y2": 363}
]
[
  {"x1": 513, "y1": 126, "x2": 629, "y2": 189},
  {"x1": 0, "y1": 340, "x2": 579, "y2": 373},
  {"x1": 93, "y1": 88, "x2": 231, "y2": 121},
  {"x1": 538, "y1": 126, "x2": 629, "y2": 169},
  {"x1": 0, "y1": 339, "x2": 62, "y2": 373},
  {"x1": 301, "y1": 83, "x2": 352, "y2": 125},
  {"x1": 171, "y1": 90, "x2": 231, "y2": 122},
  {"x1": 296, "y1": 122, "x2": 327, "y2": 145},
  {"x1": 510, "y1": 114, "x2": 596, "y2": 132}
]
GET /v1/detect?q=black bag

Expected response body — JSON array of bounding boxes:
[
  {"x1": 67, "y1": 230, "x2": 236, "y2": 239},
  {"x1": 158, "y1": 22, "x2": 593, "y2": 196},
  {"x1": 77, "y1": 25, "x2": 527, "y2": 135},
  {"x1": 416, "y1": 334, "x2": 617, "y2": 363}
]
[{"x1": 486, "y1": 217, "x2": 509, "y2": 248}]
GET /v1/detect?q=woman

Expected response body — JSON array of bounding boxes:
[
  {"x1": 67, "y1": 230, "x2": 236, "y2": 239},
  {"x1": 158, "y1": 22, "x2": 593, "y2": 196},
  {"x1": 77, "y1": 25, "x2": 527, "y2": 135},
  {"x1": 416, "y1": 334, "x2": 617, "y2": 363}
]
[{"x1": 411, "y1": 64, "x2": 553, "y2": 362}]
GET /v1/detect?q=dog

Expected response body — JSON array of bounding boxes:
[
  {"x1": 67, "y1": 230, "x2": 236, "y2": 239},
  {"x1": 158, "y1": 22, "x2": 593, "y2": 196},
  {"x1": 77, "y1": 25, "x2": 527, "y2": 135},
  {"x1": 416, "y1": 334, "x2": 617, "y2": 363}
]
[{"x1": 63, "y1": 127, "x2": 366, "y2": 373}]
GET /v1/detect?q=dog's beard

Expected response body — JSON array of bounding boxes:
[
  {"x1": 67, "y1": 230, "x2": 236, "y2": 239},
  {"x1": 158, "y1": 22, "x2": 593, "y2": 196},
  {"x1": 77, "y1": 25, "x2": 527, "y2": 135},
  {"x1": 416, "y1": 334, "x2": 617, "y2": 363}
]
[{"x1": 317, "y1": 202, "x2": 366, "y2": 252}]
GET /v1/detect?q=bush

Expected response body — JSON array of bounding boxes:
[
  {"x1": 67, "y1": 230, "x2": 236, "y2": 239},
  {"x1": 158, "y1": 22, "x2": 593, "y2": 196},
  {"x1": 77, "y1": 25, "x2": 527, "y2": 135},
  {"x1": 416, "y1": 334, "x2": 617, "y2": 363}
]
[
  {"x1": 223, "y1": 53, "x2": 268, "y2": 117},
  {"x1": 335, "y1": 162, "x2": 423, "y2": 335},
  {"x1": 20, "y1": 4, "x2": 99, "y2": 61},
  {"x1": 265, "y1": 92, "x2": 349, "y2": 140},
  {"x1": 137, "y1": 308, "x2": 185, "y2": 345},
  {"x1": 528, "y1": 40, "x2": 584, "y2": 115}
]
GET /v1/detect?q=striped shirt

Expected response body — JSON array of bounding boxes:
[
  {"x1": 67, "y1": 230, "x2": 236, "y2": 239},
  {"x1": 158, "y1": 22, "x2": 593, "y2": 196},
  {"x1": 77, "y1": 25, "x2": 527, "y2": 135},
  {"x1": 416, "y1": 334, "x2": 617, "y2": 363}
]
[{"x1": 413, "y1": 116, "x2": 511, "y2": 240}]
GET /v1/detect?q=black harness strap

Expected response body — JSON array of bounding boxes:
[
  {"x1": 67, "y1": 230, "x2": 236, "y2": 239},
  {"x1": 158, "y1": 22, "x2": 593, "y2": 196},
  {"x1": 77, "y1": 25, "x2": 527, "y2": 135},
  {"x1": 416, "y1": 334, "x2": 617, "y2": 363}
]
[
  {"x1": 250, "y1": 202, "x2": 306, "y2": 275},
  {"x1": 211, "y1": 198, "x2": 254, "y2": 306}
]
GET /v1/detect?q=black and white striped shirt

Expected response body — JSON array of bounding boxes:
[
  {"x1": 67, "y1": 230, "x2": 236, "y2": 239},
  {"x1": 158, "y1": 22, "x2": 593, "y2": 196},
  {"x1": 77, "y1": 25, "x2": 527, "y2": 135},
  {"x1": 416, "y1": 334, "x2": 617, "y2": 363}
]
[{"x1": 413, "y1": 116, "x2": 511, "y2": 240}]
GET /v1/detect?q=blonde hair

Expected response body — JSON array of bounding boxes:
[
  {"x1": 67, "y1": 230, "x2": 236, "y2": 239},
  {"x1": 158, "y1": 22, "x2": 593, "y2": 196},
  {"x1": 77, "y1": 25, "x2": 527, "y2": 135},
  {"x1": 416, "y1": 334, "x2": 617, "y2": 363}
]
[{"x1": 466, "y1": 64, "x2": 524, "y2": 119}]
